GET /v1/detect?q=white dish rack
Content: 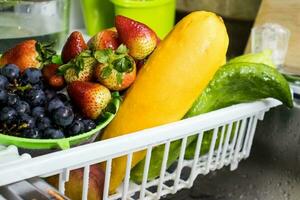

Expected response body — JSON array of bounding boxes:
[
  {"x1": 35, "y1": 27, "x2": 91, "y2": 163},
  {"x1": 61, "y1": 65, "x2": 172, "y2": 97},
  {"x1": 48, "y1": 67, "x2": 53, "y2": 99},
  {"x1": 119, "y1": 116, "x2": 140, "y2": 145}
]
[{"x1": 0, "y1": 98, "x2": 281, "y2": 200}]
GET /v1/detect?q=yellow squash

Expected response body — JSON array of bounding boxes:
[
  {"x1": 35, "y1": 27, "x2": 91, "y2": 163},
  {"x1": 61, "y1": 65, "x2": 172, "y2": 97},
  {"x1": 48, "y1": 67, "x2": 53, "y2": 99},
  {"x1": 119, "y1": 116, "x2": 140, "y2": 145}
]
[{"x1": 100, "y1": 11, "x2": 229, "y2": 193}]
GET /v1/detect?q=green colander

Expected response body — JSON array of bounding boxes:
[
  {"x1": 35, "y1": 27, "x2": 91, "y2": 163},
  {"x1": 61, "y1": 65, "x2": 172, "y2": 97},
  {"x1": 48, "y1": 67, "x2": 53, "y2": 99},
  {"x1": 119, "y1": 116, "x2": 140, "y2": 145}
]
[{"x1": 0, "y1": 95, "x2": 120, "y2": 150}]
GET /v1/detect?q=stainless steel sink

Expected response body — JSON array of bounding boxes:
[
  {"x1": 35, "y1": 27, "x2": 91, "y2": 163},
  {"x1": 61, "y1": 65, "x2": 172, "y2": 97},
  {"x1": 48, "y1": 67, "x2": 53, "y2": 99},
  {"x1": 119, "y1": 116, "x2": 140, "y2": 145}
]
[{"x1": 164, "y1": 102, "x2": 300, "y2": 200}]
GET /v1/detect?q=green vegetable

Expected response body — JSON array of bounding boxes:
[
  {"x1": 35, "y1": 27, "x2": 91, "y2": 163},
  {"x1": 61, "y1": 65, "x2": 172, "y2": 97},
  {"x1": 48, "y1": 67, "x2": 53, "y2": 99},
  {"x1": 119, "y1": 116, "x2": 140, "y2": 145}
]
[
  {"x1": 131, "y1": 58, "x2": 292, "y2": 183},
  {"x1": 228, "y1": 50, "x2": 275, "y2": 68}
]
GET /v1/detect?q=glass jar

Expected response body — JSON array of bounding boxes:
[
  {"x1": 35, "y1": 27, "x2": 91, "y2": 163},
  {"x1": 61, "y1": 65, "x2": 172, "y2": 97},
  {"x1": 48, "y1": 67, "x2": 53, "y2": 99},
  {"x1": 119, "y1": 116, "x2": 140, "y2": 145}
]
[{"x1": 0, "y1": 0, "x2": 70, "y2": 53}]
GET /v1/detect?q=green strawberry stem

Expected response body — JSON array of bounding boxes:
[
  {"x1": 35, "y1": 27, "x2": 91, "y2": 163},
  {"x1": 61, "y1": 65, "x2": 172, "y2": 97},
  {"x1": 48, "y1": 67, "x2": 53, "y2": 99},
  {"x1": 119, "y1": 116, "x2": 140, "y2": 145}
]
[
  {"x1": 58, "y1": 50, "x2": 96, "y2": 76},
  {"x1": 57, "y1": 62, "x2": 74, "y2": 75},
  {"x1": 35, "y1": 42, "x2": 57, "y2": 66},
  {"x1": 94, "y1": 45, "x2": 134, "y2": 81}
]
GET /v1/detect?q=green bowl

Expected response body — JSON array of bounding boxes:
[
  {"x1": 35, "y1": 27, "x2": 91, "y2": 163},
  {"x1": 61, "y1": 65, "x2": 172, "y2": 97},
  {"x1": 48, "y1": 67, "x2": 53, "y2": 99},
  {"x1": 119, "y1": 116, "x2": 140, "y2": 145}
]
[{"x1": 0, "y1": 95, "x2": 120, "y2": 150}]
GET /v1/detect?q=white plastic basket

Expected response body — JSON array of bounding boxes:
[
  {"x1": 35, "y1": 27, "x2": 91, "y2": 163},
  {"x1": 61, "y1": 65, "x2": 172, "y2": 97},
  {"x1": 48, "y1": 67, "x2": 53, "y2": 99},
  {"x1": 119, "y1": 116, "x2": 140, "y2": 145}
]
[{"x1": 0, "y1": 98, "x2": 281, "y2": 200}]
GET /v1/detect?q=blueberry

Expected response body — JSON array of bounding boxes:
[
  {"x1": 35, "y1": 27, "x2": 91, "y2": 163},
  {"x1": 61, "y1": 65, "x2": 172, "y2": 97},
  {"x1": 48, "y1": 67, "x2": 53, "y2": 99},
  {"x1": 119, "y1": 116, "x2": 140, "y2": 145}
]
[
  {"x1": 18, "y1": 114, "x2": 35, "y2": 129},
  {"x1": 31, "y1": 82, "x2": 44, "y2": 90},
  {"x1": 7, "y1": 93, "x2": 19, "y2": 106},
  {"x1": 36, "y1": 117, "x2": 52, "y2": 131},
  {"x1": 1, "y1": 64, "x2": 20, "y2": 82},
  {"x1": 0, "y1": 89, "x2": 8, "y2": 105},
  {"x1": 0, "y1": 106, "x2": 17, "y2": 124},
  {"x1": 56, "y1": 93, "x2": 68, "y2": 103},
  {"x1": 45, "y1": 89, "x2": 56, "y2": 101},
  {"x1": 0, "y1": 75, "x2": 8, "y2": 89},
  {"x1": 67, "y1": 120, "x2": 84, "y2": 136},
  {"x1": 53, "y1": 106, "x2": 74, "y2": 127},
  {"x1": 26, "y1": 89, "x2": 46, "y2": 106},
  {"x1": 31, "y1": 106, "x2": 45, "y2": 119},
  {"x1": 74, "y1": 113, "x2": 83, "y2": 121},
  {"x1": 22, "y1": 128, "x2": 40, "y2": 139},
  {"x1": 21, "y1": 68, "x2": 42, "y2": 85},
  {"x1": 43, "y1": 128, "x2": 64, "y2": 139},
  {"x1": 14, "y1": 100, "x2": 30, "y2": 114},
  {"x1": 83, "y1": 119, "x2": 96, "y2": 132},
  {"x1": 47, "y1": 98, "x2": 64, "y2": 113}
]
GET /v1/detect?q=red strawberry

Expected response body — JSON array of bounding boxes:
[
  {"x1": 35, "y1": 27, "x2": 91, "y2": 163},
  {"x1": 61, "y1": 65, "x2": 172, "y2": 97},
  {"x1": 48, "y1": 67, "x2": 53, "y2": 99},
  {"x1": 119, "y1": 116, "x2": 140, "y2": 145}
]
[
  {"x1": 88, "y1": 28, "x2": 120, "y2": 51},
  {"x1": 42, "y1": 64, "x2": 65, "y2": 90},
  {"x1": 67, "y1": 81, "x2": 111, "y2": 119},
  {"x1": 115, "y1": 15, "x2": 158, "y2": 60},
  {"x1": 59, "y1": 50, "x2": 97, "y2": 84},
  {"x1": 61, "y1": 31, "x2": 88, "y2": 64},
  {"x1": 93, "y1": 45, "x2": 136, "y2": 91},
  {"x1": 0, "y1": 40, "x2": 56, "y2": 72}
]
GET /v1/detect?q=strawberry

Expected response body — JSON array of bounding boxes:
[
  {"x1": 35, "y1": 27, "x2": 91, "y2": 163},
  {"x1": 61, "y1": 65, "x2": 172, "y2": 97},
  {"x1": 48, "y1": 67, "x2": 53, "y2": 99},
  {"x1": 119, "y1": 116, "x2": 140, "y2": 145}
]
[
  {"x1": 61, "y1": 31, "x2": 88, "y2": 64},
  {"x1": 0, "y1": 40, "x2": 56, "y2": 72},
  {"x1": 115, "y1": 15, "x2": 158, "y2": 60},
  {"x1": 94, "y1": 44, "x2": 136, "y2": 91},
  {"x1": 58, "y1": 50, "x2": 97, "y2": 84},
  {"x1": 88, "y1": 28, "x2": 120, "y2": 51},
  {"x1": 67, "y1": 81, "x2": 111, "y2": 119},
  {"x1": 42, "y1": 64, "x2": 65, "y2": 90}
]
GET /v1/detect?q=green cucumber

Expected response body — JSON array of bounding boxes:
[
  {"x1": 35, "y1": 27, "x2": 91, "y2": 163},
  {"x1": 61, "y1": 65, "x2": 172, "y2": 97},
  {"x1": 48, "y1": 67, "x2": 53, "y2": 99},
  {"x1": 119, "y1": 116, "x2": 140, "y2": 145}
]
[{"x1": 131, "y1": 61, "x2": 293, "y2": 183}]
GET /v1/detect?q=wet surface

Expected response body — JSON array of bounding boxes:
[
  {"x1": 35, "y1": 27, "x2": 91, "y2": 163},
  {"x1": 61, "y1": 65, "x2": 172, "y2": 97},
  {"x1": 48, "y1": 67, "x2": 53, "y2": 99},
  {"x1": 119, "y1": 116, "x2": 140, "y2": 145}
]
[{"x1": 164, "y1": 104, "x2": 300, "y2": 200}]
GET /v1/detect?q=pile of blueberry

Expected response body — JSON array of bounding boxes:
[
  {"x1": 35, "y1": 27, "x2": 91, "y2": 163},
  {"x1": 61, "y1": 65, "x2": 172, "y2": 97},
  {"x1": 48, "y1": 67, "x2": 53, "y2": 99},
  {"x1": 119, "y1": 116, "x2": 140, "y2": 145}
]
[{"x1": 0, "y1": 64, "x2": 96, "y2": 139}]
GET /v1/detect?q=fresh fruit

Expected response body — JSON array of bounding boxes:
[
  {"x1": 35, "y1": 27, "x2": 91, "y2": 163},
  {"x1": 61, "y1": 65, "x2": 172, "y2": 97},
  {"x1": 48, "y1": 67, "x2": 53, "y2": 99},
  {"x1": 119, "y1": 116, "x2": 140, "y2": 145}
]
[
  {"x1": 46, "y1": 165, "x2": 105, "y2": 200},
  {"x1": 43, "y1": 128, "x2": 65, "y2": 139},
  {"x1": 115, "y1": 15, "x2": 158, "y2": 60},
  {"x1": 18, "y1": 114, "x2": 36, "y2": 129},
  {"x1": 14, "y1": 100, "x2": 30, "y2": 114},
  {"x1": 56, "y1": 93, "x2": 68, "y2": 103},
  {"x1": 67, "y1": 81, "x2": 111, "y2": 120},
  {"x1": 59, "y1": 51, "x2": 97, "y2": 84},
  {"x1": 67, "y1": 120, "x2": 84, "y2": 136},
  {"x1": 22, "y1": 128, "x2": 40, "y2": 139},
  {"x1": 228, "y1": 50, "x2": 275, "y2": 68},
  {"x1": 0, "y1": 89, "x2": 8, "y2": 105},
  {"x1": 31, "y1": 106, "x2": 46, "y2": 119},
  {"x1": 42, "y1": 64, "x2": 66, "y2": 90},
  {"x1": 42, "y1": 64, "x2": 59, "y2": 80},
  {"x1": 131, "y1": 54, "x2": 293, "y2": 183},
  {"x1": 0, "y1": 40, "x2": 56, "y2": 72},
  {"x1": 88, "y1": 28, "x2": 120, "y2": 50},
  {"x1": 61, "y1": 31, "x2": 88, "y2": 64},
  {"x1": 36, "y1": 117, "x2": 52, "y2": 131},
  {"x1": 7, "y1": 93, "x2": 19, "y2": 106},
  {"x1": 1, "y1": 64, "x2": 20, "y2": 82},
  {"x1": 52, "y1": 106, "x2": 74, "y2": 127},
  {"x1": 48, "y1": 75, "x2": 65, "y2": 90},
  {"x1": 25, "y1": 89, "x2": 46, "y2": 107},
  {"x1": 100, "y1": 11, "x2": 229, "y2": 193},
  {"x1": 0, "y1": 106, "x2": 17, "y2": 125},
  {"x1": 0, "y1": 75, "x2": 8, "y2": 89},
  {"x1": 93, "y1": 45, "x2": 136, "y2": 90},
  {"x1": 82, "y1": 119, "x2": 96, "y2": 132},
  {"x1": 47, "y1": 98, "x2": 64, "y2": 113},
  {"x1": 21, "y1": 68, "x2": 42, "y2": 85},
  {"x1": 0, "y1": 65, "x2": 98, "y2": 138},
  {"x1": 44, "y1": 89, "x2": 56, "y2": 101}
]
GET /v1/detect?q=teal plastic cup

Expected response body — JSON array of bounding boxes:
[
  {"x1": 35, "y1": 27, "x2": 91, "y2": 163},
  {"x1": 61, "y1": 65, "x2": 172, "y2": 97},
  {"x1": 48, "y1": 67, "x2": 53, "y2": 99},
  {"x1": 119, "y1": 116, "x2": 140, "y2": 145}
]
[{"x1": 111, "y1": 0, "x2": 176, "y2": 39}]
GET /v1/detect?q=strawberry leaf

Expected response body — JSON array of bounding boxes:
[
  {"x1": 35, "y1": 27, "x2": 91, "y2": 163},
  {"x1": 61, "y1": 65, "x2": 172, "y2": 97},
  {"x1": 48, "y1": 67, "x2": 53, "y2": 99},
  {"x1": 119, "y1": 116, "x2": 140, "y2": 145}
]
[
  {"x1": 36, "y1": 42, "x2": 56, "y2": 66},
  {"x1": 101, "y1": 66, "x2": 112, "y2": 79},
  {"x1": 51, "y1": 55, "x2": 63, "y2": 65},
  {"x1": 116, "y1": 44, "x2": 129, "y2": 55},
  {"x1": 94, "y1": 49, "x2": 113, "y2": 64},
  {"x1": 116, "y1": 72, "x2": 123, "y2": 84},
  {"x1": 113, "y1": 56, "x2": 133, "y2": 73},
  {"x1": 57, "y1": 62, "x2": 74, "y2": 75}
]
